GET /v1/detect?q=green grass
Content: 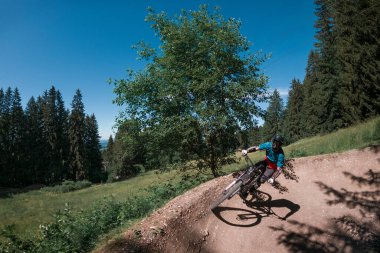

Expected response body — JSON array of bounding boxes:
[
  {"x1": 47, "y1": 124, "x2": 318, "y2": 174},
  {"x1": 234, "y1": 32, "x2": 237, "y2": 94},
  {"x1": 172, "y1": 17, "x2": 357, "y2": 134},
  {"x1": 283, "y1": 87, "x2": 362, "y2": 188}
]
[
  {"x1": 285, "y1": 117, "x2": 380, "y2": 158},
  {"x1": 0, "y1": 116, "x2": 379, "y2": 249},
  {"x1": 0, "y1": 170, "x2": 181, "y2": 238}
]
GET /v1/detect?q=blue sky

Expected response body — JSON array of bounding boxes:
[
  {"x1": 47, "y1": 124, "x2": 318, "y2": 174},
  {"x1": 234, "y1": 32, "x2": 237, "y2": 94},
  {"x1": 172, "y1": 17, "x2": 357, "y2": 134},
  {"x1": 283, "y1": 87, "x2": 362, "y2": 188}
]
[{"x1": 0, "y1": 0, "x2": 316, "y2": 139}]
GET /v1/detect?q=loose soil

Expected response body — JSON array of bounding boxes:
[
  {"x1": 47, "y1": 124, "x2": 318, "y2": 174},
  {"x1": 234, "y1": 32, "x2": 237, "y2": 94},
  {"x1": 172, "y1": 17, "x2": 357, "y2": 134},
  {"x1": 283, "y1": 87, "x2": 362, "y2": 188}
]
[{"x1": 95, "y1": 147, "x2": 380, "y2": 253}]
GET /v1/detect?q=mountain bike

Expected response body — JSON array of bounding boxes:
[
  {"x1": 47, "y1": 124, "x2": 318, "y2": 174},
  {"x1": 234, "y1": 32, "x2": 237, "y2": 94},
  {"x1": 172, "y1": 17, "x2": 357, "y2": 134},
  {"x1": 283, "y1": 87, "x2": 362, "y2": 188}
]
[{"x1": 210, "y1": 155, "x2": 263, "y2": 211}]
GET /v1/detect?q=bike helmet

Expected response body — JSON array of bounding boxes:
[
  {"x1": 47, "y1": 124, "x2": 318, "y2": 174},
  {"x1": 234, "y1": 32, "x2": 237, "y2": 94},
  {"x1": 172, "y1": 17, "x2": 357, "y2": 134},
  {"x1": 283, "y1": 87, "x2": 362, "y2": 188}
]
[
  {"x1": 272, "y1": 134, "x2": 284, "y2": 144},
  {"x1": 272, "y1": 134, "x2": 284, "y2": 151}
]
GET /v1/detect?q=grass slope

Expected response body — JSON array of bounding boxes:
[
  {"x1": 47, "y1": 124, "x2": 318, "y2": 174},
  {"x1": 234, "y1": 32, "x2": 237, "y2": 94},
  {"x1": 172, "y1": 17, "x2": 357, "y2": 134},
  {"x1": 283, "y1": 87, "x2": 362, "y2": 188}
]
[
  {"x1": 285, "y1": 117, "x2": 380, "y2": 158},
  {"x1": 0, "y1": 170, "x2": 181, "y2": 237}
]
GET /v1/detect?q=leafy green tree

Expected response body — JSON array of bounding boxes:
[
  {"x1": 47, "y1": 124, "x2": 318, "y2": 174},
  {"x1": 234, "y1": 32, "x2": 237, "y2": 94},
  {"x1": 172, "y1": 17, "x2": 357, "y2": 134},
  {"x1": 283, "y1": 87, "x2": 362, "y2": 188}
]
[
  {"x1": 284, "y1": 79, "x2": 303, "y2": 143},
  {"x1": 262, "y1": 89, "x2": 284, "y2": 141},
  {"x1": 84, "y1": 114, "x2": 103, "y2": 182},
  {"x1": 112, "y1": 6, "x2": 268, "y2": 177},
  {"x1": 105, "y1": 119, "x2": 146, "y2": 181},
  {"x1": 238, "y1": 124, "x2": 263, "y2": 149},
  {"x1": 68, "y1": 89, "x2": 86, "y2": 181}
]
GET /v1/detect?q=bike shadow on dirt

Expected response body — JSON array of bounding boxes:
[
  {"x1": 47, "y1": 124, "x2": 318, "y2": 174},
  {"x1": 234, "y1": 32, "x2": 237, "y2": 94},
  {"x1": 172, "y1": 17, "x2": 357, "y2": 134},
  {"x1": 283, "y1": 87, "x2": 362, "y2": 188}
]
[
  {"x1": 211, "y1": 190, "x2": 300, "y2": 227},
  {"x1": 269, "y1": 170, "x2": 380, "y2": 253}
]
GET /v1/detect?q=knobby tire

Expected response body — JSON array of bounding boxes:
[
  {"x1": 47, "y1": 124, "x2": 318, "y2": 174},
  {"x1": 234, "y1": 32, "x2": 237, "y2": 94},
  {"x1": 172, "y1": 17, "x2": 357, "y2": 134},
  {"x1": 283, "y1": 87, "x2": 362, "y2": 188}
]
[{"x1": 210, "y1": 180, "x2": 243, "y2": 211}]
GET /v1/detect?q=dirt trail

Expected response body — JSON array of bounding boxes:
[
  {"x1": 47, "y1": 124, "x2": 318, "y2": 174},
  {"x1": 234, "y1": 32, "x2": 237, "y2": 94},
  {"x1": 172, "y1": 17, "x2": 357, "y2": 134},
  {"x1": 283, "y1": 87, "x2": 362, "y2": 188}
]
[{"x1": 96, "y1": 147, "x2": 380, "y2": 253}]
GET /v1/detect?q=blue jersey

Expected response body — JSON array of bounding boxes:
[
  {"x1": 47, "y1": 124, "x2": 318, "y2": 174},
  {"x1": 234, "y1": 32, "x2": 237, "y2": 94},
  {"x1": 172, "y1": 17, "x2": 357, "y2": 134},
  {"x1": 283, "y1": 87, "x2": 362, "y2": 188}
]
[{"x1": 258, "y1": 142, "x2": 285, "y2": 169}]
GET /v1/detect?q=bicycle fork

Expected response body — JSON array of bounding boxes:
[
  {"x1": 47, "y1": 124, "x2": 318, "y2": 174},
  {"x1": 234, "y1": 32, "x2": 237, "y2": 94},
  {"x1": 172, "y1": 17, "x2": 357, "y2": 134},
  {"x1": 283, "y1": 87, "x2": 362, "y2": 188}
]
[{"x1": 223, "y1": 180, "x2": 238, "y2": 194}]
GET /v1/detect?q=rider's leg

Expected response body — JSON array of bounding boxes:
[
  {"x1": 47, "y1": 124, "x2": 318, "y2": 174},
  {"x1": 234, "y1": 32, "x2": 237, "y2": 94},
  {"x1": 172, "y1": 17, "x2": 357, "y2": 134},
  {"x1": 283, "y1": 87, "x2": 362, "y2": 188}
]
[
  {"x1": 239, "y1": 161, "x2": 266, "y2": 199},
  {"x1": 255, "y1": 160, "x2": 267, "y2": 172},
  {"x1": 251, "y1": 166, "x2": 275, "y2": 193},
  {"x1": 260, "y1": 167, "x2": 275, "y2": 183},
  {"x1": 240, "y1": 161, "x2": 269, "y2": 199},
  {"x1": 248, "y1": 161, "x2": 267, "y2": 192}
]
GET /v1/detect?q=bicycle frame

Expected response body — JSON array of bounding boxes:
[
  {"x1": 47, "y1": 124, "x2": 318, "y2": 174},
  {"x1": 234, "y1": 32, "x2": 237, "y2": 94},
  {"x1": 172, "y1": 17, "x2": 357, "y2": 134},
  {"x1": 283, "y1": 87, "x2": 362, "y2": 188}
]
[
  {"x1": 210, "y1": 154, "x2": 263, "y2": 210},
  {"x1": 223, "y1": 156, "x2": 261, "y2": 196}
]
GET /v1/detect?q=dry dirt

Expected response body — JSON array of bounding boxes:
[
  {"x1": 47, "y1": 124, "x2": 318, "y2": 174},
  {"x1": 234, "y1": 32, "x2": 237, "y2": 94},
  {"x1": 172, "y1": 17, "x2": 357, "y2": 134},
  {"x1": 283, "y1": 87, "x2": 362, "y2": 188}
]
[{"x1": 96, "y1": 147, "x2": 380, "y2": 253}]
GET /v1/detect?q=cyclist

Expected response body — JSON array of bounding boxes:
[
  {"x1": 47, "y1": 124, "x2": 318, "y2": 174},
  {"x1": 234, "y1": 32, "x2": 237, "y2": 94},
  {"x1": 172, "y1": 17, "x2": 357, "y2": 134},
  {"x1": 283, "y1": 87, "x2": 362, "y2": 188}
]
[{"x1": 240, "y1": 134, "x2": 285, "y2": 198}]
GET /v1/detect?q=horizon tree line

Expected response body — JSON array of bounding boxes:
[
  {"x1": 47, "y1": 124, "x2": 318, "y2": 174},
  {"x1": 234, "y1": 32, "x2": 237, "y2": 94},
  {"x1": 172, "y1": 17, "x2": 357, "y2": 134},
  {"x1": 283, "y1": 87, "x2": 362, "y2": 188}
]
[{"x1": 0, "y1": 86, "x2": 104, "y2": 187}]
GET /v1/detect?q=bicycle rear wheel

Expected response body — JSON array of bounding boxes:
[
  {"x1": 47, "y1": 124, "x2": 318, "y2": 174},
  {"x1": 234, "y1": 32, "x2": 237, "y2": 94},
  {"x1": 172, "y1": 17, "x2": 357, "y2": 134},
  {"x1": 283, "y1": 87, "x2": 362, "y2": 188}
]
[{"x1": 210, "y1": 180, "x2": 243, "y2": 211}]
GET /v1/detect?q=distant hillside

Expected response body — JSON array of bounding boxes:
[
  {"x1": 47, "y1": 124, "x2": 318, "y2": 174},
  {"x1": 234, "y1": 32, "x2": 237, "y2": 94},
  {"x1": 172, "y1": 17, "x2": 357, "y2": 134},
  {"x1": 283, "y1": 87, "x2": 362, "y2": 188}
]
[{"x1": 100, "y1": 139, "x2": 108, "y2": 150}]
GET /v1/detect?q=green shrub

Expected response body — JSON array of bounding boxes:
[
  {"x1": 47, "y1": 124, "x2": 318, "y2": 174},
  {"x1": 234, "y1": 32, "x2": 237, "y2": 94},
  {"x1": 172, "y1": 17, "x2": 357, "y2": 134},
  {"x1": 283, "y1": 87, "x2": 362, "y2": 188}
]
[
  {"x1": 0, "y1": 225, "x2": 35, "y2": 253},
  {"x1": 41, "y1": 180, "x2": 92, "y2": 193}
]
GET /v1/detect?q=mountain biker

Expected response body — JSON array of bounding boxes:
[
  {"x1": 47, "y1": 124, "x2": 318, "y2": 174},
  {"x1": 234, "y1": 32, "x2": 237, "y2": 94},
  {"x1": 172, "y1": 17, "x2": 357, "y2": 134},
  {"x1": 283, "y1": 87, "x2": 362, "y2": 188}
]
[{"x1": 240, "y1": 134, "x2": 285, "y2": 198}]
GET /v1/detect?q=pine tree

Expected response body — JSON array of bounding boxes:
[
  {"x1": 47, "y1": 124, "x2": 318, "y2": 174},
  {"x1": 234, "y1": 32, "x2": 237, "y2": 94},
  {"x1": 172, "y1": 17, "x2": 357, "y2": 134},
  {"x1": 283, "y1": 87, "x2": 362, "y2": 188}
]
[
  {"x1": 0, "y1": 88, "x2": 12, "y2": 186},
  {"x1": 107, "y1": 135, "x2": 114, "y2": 152},
  {"x1": 56, "y1": 90, "x2": 70, "y2": 180},
  {"x1": 284, "y1": 79, "x2": 304, "y2": 143},
  {"x1": 262, "y1": 89, "x2": 284, "y2": 141},
  {"x1": 102, "y1": 135, "x2": 114, "y2": 179},
  {"x1": 36, "y1": 96, "x2": 50, "y2": 184},
  {"x1": 25, "y1": 97, "x2": 47, "y2": 184},
  {"x1": 68, "y1": 89, "x2": 86, "y2": 181},
  {"x1": 301, "y1": 51, "x2": 322, "y2": 137},
  {"x1": 39, "y1": 86, "x2": 65, "y2": 182},
  {"x1": 84, "y1": 114, "x2": 103, "y2": 182},
  {"x1": 0, "y1": 88, "x2": 5, "y2": 186},
  {"x1": 334, "y1": 0, "x2": 380, "y2": 123},
  {"x1": 9, "y1": 88, "x2": 26, "y2": 186},
  {"x1": 313, "y1": 0, "x2": 343, "y2": 133}
]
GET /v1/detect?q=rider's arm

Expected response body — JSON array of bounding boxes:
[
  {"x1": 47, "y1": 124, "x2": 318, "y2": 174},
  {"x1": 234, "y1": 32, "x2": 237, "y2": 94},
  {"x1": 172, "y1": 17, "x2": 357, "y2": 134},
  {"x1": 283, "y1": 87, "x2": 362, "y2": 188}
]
[
  {"x1": 246, "y1": 146, "x2": 260, "y2": 153},
  {"x1": 242, "y1": 146, "x2": 260, "y2": 156},
  {"x1": 272, "y1": 167, "x2": 283, "y2": 179},
  {"x1": 268, "y1": 167, "x2": 283, "y2": 184},
  {"x1": 270, "y1": 153, "x2": 285, "y2": 182}
]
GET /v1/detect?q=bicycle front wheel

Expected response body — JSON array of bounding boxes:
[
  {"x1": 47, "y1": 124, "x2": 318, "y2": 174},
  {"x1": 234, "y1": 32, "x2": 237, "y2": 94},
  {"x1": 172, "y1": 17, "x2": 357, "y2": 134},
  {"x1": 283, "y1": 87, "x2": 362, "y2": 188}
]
[{"x1": 210, "y1": 180, "x2": 243, "y2": 211}]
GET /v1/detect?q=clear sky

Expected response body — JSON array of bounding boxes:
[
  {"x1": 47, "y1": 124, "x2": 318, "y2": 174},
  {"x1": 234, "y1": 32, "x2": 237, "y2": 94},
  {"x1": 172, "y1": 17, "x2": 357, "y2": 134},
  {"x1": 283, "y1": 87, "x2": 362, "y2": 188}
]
[{"x1": 0, "y1": 0, "x2": 316, "y2": 139}]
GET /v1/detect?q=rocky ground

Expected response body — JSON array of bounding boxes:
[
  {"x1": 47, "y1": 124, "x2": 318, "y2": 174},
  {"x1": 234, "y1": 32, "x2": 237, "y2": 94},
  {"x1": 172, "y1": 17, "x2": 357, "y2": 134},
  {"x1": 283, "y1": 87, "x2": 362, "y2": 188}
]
[{"x1": 95, "y1": 147, "x2": 380, "y2": 253}]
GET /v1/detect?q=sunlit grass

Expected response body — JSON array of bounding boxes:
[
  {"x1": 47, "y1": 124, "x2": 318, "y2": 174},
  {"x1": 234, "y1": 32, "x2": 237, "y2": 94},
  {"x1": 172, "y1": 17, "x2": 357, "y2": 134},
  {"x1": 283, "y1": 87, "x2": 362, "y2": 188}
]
[
  {"x1": 285, "y1": 117, "x2": 380, "y2": 158},
  {"x1": 0, "y1": 170, "x2": 180, "y2": 237}
]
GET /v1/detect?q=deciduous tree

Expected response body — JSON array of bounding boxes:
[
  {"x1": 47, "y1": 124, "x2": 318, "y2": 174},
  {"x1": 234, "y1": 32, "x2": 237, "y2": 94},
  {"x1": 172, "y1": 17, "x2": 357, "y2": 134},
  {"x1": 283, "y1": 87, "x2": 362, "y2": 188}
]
[{"x1": 112, "y1": 6, "x2": 268, "y2": 177}]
